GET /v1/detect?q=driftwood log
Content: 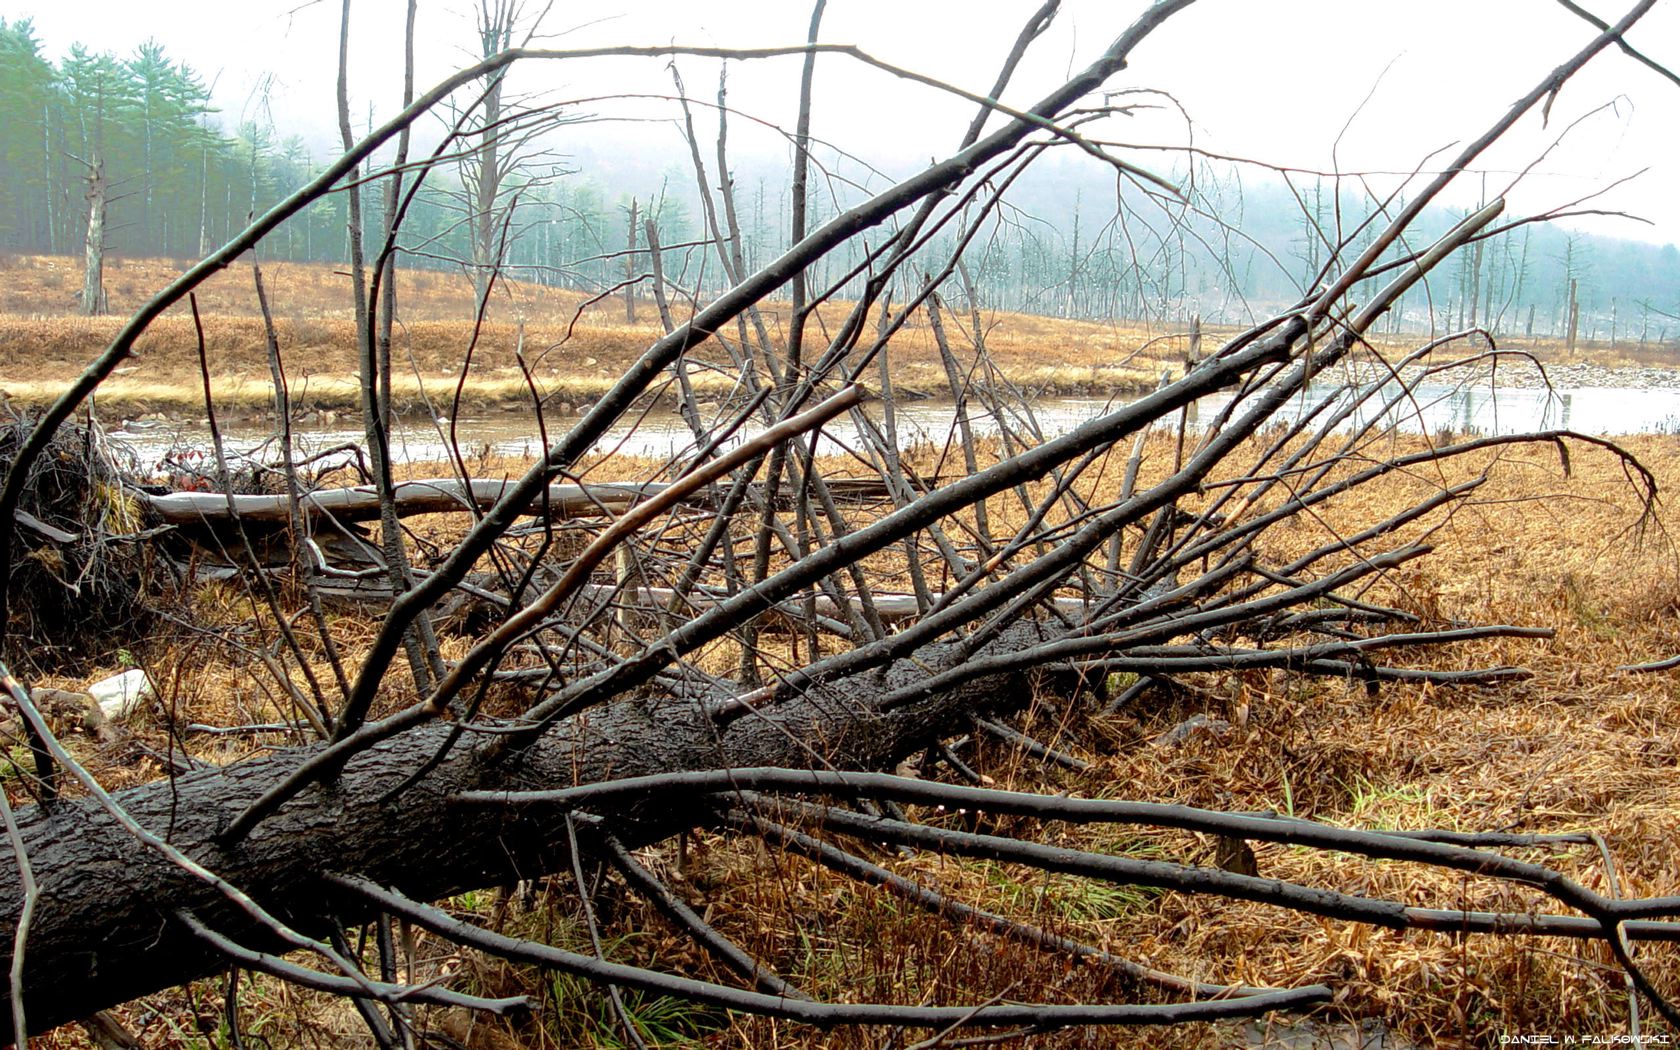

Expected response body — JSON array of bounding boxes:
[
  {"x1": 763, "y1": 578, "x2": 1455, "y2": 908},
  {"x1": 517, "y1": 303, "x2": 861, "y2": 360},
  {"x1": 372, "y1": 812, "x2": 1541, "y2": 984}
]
[
  {"x1": 140, "y1": 477, "x2": 892, "y2": 527},
  {"x1": 142, "y1": 479, "x2": 666, "y2": 527}
]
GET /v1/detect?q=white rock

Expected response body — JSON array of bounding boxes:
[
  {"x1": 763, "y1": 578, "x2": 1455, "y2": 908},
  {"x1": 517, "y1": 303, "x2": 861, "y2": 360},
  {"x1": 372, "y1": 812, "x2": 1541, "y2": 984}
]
[{"x1": 88, "y1": 669, "x2": 153, "y2": 721}]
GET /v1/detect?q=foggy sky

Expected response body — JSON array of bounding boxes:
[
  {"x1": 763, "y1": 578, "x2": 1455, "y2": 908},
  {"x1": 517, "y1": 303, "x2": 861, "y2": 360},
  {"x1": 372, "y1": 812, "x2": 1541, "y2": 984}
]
[{"x1": 12, "y1": 0, "x2": 1680, "y2": 244}]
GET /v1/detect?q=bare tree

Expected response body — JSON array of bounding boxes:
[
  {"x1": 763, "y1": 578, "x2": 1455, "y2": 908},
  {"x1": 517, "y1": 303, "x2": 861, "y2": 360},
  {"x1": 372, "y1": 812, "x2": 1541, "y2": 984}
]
[
  {"x1": 450, "y1": 0, "x2": 570, "y2": 307},
  {"x1": 0, "y1": 1, "x2": 1675, "y2": 1045},
  {"x1": 77, "y1": 153, "x2": 107, "y2": 316}
]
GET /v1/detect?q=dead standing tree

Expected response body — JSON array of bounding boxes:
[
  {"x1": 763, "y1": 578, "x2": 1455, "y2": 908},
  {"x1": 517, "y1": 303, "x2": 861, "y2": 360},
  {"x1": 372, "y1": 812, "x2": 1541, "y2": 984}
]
[
  {"x1": 78, "y1": 153, "x2": 108, "y2": 317},
  {"x1": 464, "y1": 0, "x2": 519, "y2": 307},
  {"x1": 0, "y1": 1, "x2": 1678, "y2": 1043},
  {"x1": 448, "y1": 0, "x2": 571, "y2": 308}
]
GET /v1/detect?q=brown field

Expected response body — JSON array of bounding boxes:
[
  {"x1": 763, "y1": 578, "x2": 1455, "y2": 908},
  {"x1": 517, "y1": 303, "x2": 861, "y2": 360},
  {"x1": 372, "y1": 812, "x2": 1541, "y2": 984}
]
[
  {"x1": 15, "y1": 420, "x2": 1680, "y2": 1048},
  {"x1": 3, "y1": 253, "x2": 1672, "y2": 422},
  {"x1": 0, "y1": 254, "x2": 1182, "y2": 418}
]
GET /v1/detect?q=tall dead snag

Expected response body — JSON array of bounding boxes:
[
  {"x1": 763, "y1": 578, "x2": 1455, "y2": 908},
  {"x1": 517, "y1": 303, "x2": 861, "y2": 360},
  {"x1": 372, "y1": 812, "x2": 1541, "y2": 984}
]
[
  {"x1": 468, "y1": 0, "x2": 516, "y2": 305},
  {"x1": 78, "y1": 154, "x2": 106, "y2": 317},
  {"x1": 1, "y1": 0, "x2": 1677, "y2": 1043},
  {"x1": 333, "y1": 0, "x2": 444, "y2": 699},
  {"x1": 1568, "y1": 276, "x2": 1582, "y2": 353},
  {"x1": 623, "y1": 196, "x2": 639, "y2": 323}
]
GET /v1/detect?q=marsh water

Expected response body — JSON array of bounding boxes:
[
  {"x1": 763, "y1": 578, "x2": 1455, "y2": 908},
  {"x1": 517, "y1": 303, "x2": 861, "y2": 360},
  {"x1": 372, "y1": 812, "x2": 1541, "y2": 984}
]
[{"x1": 106, "y1": 379, "x2": 1680, "y2": 475}]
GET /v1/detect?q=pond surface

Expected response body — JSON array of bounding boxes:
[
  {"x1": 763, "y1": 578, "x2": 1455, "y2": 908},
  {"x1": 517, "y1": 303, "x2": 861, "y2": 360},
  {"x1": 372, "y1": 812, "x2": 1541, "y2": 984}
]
[{"x1": 105, "y1": 379, "x2": 1679, "y2": 475}]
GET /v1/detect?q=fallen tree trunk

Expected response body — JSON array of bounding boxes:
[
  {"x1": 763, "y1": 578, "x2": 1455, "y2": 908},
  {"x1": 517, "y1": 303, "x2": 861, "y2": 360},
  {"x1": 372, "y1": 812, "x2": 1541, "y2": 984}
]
[
  {"x1": 140, "y1": 476, "x2": 893, "y2": 527},
  {"x1": 213, "y1": 575, "x2": 1098, "y2": 632},
  {"x1": 141, "y1": 478, "x2": 668, "y2": 526},
  {"x1": 0, "y1": 624, "x2": 1057, "y2": 1039},
  {"x1": 576, "y1": 584, "x2": 1095, "y2": 627}
]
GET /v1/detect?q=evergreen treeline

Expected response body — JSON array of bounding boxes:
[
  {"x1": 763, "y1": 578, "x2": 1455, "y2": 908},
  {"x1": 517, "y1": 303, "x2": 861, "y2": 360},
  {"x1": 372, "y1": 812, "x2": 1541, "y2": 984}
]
[
  {"x1": 0, "y1": 19, "x2": 309, "y2": 260},
  {"x1": 2, "y1": 16, "x2": 1676, "y2": 344},
  {"x1": 0, "y1": 18, "x2": 695, "y2": 299}
]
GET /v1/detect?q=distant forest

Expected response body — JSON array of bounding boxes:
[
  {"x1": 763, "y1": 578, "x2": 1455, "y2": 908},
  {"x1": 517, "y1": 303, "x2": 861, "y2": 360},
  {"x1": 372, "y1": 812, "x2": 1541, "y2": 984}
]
[{"x1": 4, "y1": 18, "x2": 1679, "y2": 345}]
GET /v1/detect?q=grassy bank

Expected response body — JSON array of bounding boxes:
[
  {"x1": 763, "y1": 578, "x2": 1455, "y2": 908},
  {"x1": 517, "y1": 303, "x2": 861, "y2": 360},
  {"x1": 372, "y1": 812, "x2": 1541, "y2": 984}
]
[
  {"x1": 6, "y1": 253, "x2": 1673, "y2": 421},
  {"x1": 0, "y1": 255, "x2": 1177, "y2": 418},
  {"x1": 0, "y1": 311, "x2": 1172, "y2": 420}
]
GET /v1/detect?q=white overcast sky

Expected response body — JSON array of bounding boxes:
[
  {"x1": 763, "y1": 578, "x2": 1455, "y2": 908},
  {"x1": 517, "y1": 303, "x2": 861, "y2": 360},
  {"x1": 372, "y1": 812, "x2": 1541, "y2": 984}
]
[{"x1": 11, "y1": 0, "x2": 1680, "y2": 243}]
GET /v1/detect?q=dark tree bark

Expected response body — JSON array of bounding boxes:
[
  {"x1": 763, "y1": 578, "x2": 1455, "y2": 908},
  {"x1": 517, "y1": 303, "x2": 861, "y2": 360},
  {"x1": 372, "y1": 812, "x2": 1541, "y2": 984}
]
[{"x1": 0, "y1": 628, "x2": 1051, "y2": 1038}]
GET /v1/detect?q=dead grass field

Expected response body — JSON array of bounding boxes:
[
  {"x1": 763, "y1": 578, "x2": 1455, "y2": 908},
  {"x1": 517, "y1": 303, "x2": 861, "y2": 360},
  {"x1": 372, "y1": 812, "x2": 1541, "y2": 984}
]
[
  {"x1": 6, "y1": 254, "x2": 1671, "y2": 423},
  {"x1": 0, "y1": 254, "x2": 1187, "y2": 417},
  {"x1": 15, "y1": 422, "x2": 1680, "y2": 1049}
]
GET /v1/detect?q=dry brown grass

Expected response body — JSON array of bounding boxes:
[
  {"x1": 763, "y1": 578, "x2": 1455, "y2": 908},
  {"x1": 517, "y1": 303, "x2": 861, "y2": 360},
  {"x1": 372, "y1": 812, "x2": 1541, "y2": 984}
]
[
  {"x1": 0, "y1": 254, "x2": 1215, "y2": 416},
  {"x1": 4, "y1": 254, "x2": 1672, "y2": 425},
  {"x1": 13, "y1": 255, "x2": 1680, "y2": 1048},
  {"x1": 690, "y1": 432, "x2": 1678, "y2": 1049},
  {"x1": 16, "y1": 345, "x2": 1680, "y2": 1046}
]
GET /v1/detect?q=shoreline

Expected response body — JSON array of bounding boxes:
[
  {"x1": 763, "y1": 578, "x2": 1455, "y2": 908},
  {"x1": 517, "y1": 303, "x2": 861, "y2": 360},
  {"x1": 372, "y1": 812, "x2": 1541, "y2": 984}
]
[
  {"x1": 5, "y1": 358, "x2": 1672, "y2": 430},
  {"x1": 3, "y1": 303, "x2": 1675, "y2": 427},
  {"x1": 2, "y1": 370, "x2": 1170, "y2": 427}
]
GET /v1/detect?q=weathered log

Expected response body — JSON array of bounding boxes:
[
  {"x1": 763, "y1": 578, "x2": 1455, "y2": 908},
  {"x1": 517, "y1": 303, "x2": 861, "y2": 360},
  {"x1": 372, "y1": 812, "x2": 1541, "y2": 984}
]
[
  {"x1": 10, "y1": 510, "x2": 77, "y2": 546},
  {"x1": 141, "y1": 479, "x2": 665, "y2": 527},
  {"x1": 140, "y1": 476, "x2": 893, "y2": 528},
  {"x1": 580, "y1": 584, "x2": 1095, "y2": 626},
  {"x1": 267, "y1": 577, "x2": 1100, "y2": 631},
  {"x1": 0, "y1": 624, "x2": 1056, "y2": 1039}
]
